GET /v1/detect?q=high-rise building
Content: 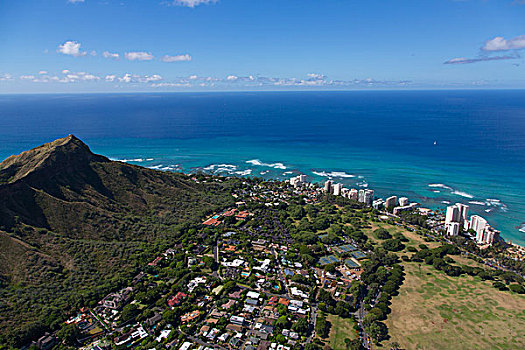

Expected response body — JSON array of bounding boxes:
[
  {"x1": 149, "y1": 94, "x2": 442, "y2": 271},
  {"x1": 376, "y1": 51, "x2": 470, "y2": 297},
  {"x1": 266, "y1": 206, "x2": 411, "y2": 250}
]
[
  {"x1": 445, "y1": 205, "x2": 460, "y2": 225},
  {"x1": 333, "y1": 183, "x2": 343, "y2": 196},
  {"x1": 385, "y1": 196, "x2": 397, "y2": 209},
  {"x1": 447, "y1": 222, "x2": 460, "y2": 236},
  {"x1": 470, "y1": 215, "x2": 488, "y2": 243},
  {"x1": 364, "y1": 189, "x2": 374, "y2": 206},
  {"x1": 393, "y1": 203, "x2": 418, "y2": 215},
  {"x1": 298, "y1": 175, "x2": 307, "y2": 183},
  {"x1": 483, "y1": 229, "x2": 499, "y2": 245},
  {"x1": 324, "y1": 180, "x2": 333, "y2": 193},
  {"x1": 470, "y1": 215, "x2": 487, "y2": 234},
  {"x1": 398, "y1": 197, "x2": 409, "y2": 207},
  {"x1": 358, "y1": 189, "x2": 365, "y2": 203},
  {"x1": 372, "y1": 199, "x2": 385, "y2": 210},
  {"x1": 456, "y1": 203, "x2": 469, "y2": 228},
  {"x1": 349, "y1": 189, "x2": 358, "y2": 201}
]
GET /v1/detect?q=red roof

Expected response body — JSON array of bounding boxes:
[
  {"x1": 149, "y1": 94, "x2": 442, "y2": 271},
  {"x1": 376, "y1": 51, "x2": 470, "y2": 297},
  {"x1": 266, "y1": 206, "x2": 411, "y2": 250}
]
[
  {"x1": 148, "y1": 257, "x2": 163, "y2": 266},
  {"x1": 223, "y1": 209, "x2": 237, "y2": 217},
  {"x1": 168, "y1": 292, "x2": 188, "y2": 307},
  {"x1": 203, "y1": 218, "x2": 221, "y2": 226}
]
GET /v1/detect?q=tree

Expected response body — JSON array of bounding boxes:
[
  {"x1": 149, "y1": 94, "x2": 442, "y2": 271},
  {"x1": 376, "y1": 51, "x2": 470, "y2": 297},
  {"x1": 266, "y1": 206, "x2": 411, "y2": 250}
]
[
  {"x1": 324, "y1": 264, "x2": 336, "y2": 274},
  {"x1": 345, "y1": 338, "x2": 365, "y2": 350},
  {"x1": 203, "y1": 256, "x2": 217, "y2": 270},
  {"x1": 509, "y1": 284, "x2": 525, "y2": 294},
  {"x1": 492, "y1": 281, "x2": 507, "y2": 291},
  {"x1": 366, "y1": 321, "x2": 388, "y2": 343},
  {"x1": 374, "y1": 228, "x2": 392, "y2": 240},
  {"x1": 382, "y1": 239, "x2": 404, "y2": 252},
  {"x1": 315, "y1": 316, "x2": 331, "y2": 338},
  {"x1": 56, "y1": 324, "x2": 81, "y2": 345},
  {"x1": 292, "y1": 317, "x2": 309, "y2": 334},
  {"x1": 275, "y1": 334, "x2": 287, "y2": 344},
  {"x1": 121, "y1": 304, "x2": 140, "y2": 323},
  {"x1": 274, "y1": 315, "x2": 291, "y2": 329}
]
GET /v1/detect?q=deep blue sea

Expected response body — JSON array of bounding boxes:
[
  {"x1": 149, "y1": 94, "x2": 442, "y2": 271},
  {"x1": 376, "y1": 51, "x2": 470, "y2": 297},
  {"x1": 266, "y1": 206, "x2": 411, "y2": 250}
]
[{"x1": 0, "y1": 91, "x2": 524, "y2": 245}]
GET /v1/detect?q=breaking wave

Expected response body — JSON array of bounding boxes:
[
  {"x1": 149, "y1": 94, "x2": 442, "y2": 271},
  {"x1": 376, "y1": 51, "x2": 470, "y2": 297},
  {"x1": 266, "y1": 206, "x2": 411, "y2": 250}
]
[
  {"x1": 246, "y1": 159, "x2": 287, "y2": 169},
  {"x1": 312, "y1": 171, "x2": 355, "y2": 178}
]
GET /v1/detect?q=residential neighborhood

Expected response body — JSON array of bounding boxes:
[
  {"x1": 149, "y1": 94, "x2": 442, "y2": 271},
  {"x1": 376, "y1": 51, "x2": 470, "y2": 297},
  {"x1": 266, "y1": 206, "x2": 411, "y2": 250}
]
[{"x1": 28, "y1": 175, "x2": 525, "y2": 350}]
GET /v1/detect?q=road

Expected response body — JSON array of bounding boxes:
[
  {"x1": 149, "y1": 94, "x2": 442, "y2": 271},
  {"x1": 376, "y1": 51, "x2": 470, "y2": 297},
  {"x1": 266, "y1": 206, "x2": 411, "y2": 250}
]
[{"x1": 212, "y1": 244, "x2": 219, "y2": 278}]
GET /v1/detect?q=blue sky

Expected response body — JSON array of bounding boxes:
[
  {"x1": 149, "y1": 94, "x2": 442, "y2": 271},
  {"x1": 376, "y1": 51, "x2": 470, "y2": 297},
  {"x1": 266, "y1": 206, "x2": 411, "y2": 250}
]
[{"x1": 0, "y1": 0, "x2": 524, "y2": 92}]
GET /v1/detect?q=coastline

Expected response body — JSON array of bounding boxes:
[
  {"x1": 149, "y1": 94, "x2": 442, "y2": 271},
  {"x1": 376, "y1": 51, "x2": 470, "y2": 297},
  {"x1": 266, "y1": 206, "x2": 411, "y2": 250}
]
[{"x1": 1, "y1": 92, "x2": 524, "y2": 246}]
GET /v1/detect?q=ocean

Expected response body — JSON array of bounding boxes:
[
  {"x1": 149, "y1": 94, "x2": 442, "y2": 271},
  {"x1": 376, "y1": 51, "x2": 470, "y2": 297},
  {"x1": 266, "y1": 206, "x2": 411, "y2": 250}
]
[{"x1": 0, "y1": 91, "x2": 524, "y2": 245}]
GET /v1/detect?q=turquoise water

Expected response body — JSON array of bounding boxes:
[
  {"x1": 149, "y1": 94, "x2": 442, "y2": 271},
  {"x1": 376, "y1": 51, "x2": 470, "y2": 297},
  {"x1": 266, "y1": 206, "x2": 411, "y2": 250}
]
[{"x1": 0, "y1": 91, "x2": 524, "y2": 245}]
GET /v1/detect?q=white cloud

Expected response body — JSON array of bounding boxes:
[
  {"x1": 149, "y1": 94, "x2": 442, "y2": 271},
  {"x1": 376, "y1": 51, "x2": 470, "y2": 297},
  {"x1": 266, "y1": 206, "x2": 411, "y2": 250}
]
[
  {"x1": 171, "y1": 0, "x2": 217, "y2": 8},
  {"x1": 105, "y1": 75, "x2": 117, "y2": 82},
  {"x1": 444, "y1": 54, "x2": 520, "y2": 64},
  {"x1": 151, "y1": 82, "x2": 191, "y2": 88},
  {"x1": 103, "y1": 51, "x2": 120, "y2": 60},
  {"x1": 68, "y1": 0, "x2": 85, "y2": 3},
  {"x1": 226, "y1": 75, "x2": 238, "y2": 81},
  {"x1": 144, "y1": 74, "x2": 163, "y2": 82},
  {"x1": 61, "y1": 71, "x2": 101, "y2": 82},
  {"x1": 38, "y1": 71, "x2": 48, "y2": 75},
  {"x1": 115, "y1": 73, "x2": 162, "y2": 83},
  {"x1": 482, "y1": 35, "x2": 525, "y2": 51},
  {"x1": 20, "y1": 75, "x2": 36, "y2": 80},
  {"x1": 307, "y1": 73, "x2": 326, "y2": 80},
  {"x1": 0, "y1": 73, "x2": 13, "y2": 81},
  {"x1": 119, "y1": 73, "x2": 133, "y2": 83},
  {"x1": 80, "y1": 73, "x2": 100, "y2": 81},
  {"x1": 125, "y1": 52, "x2": 154, "y2": 61},
  {"x1": 160, "y1": 54, "x2": 192, "y2": 62},
  {"x1": 58, "y1": 41, "x2": 87, "y2": 57}
]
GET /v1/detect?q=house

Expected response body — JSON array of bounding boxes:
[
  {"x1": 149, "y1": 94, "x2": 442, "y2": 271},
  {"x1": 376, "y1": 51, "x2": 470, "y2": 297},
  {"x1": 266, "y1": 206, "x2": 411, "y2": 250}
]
[
  {"x1": 203, "y1": 217, "x2": 221, "y2": 226},
  {"x1": 145, "y1": 313, "x2": 162, "y2": 328},
  {"x1": 246, "y1": 291, "x2": 260, "y2": 299},
  {"x1": 218, "y1": 333, "x2": 230, "y2": 342},
  {"x1": 148, "y1": 256, "x2": 162, "y2": 266},
  {"x1": 230, "y1": 315, "x2": 246, "y2": 325},
  {"x1": 245, "y1": 298, "x2": 259, "y2": 306},
  {"x1": 181, "y1": 310, "x2": 200, "y2": 323},
  {"x1": 101, "y1": 287, "x2": 133, "y2": 310},
  {"x1": 168, "y1": 292, "x2": 188, "y2": 307},
  {"x1": 278, "y1": 298, "x2": 289, "y2": 306},
  {"x1": 221, "y1": 299, "x2": 236, "y2": 310},
  {"x1": 179, "y1": 342, "x2": 193, "y2": 350},
  {"x1": 226, "y1": 323, "x2": 244, "y2": 333},
  {"x1": 206, "y1": 328, "x2": 220, "y2": 340},
  {"x1": 229, "y1": 290, "x2": 243, "y2": 299},
  {"x1": 155, "y1": 329, "x2": 172, "y2": 342},
  {"x1": 200, "y1": 325, "x2": 210, "y2": 335},
  {"x1": 36, "y1": 334, "x2": 56, "y2": 350}
]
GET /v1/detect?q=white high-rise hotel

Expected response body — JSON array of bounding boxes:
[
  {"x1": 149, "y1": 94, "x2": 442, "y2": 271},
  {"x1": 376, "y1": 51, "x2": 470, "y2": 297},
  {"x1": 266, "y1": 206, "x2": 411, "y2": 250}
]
[
  {"x1": 445, "y1": 203, "x2": 498, "y2": 245},
  {"x1": 470, "y1": 215, "x2": 498, "y2": 245},
  {"x1": 445, "y1": 203, "x2": 469, "y2": 236}
]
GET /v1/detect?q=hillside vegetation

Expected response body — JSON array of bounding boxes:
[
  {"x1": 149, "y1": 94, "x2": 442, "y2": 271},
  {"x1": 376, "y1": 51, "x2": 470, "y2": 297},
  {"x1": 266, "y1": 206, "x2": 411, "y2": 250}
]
[{"x1": 0, "y1": 135, "x2": 236, "y2": 339}]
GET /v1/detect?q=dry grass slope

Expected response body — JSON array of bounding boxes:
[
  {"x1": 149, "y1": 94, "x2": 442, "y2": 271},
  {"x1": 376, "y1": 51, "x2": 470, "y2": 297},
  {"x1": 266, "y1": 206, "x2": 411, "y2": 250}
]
[{"x1": 384, "y1": 262, "x2": 525, "y2": 350}]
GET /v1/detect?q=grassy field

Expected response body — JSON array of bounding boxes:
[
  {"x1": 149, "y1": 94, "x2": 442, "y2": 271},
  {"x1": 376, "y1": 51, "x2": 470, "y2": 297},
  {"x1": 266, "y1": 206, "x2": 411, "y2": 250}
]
[
  {"x1": 325, "y1": 314, "x2": 358, "y2": 350},
  {"x1": 364, "y1": 222, "x2": 440, "y2": 248},
  {"x1": 382, "y1": 262, "x2": 525, "y2": 350}
]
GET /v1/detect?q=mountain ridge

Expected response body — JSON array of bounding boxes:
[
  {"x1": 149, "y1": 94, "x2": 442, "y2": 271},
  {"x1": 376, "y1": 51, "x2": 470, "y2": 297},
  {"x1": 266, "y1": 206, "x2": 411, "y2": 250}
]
[
  {"x1": 0, "y1": 136, "x2": 236, "y2": 337},
  {"x1": 0, "y1": 134, "x2": 108, "y2": 185}
]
